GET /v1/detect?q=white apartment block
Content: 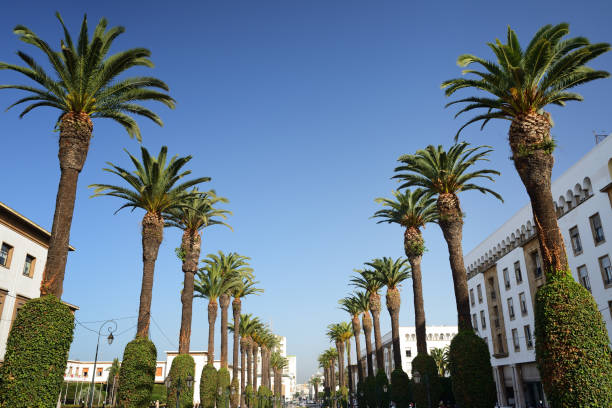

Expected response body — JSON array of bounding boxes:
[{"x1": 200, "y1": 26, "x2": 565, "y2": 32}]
[
  {"x1": 0, "y1": 202, "x2": 76, "y2": 361},
  {"x1": 465, "y1": 134, "x2": 612, "y2": 408}
]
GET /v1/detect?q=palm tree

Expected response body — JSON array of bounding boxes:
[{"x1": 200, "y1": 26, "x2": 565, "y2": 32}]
[
  {"x1": 442, "y1": 24, "x2": 609, "y2": 278},
  {"x1": 373, "y1": 189, "x2": 437, "y2": 356},
  {"x1": 351, "y1": 269, "x2": 385, "y2": 372},
  {"x1": 165, "y1": 190, "x2": 230, "y2": 354},
  {"x1": 202, "y1": 251, "x2": 253, "y2": 368},
  {"x1": 354, "y1": 291, "x2": 374, "y2": 378},
  {"x1": 270, "y1": 351, "x2": 288, "y2": 405},
  {"x1": 194, "y1": 261, "x2": 242, "y2": 364},
  {"x1": 0, "y1": 13, "x2": 174, "y2": 298},
  {"x1": 251, "y1": 323, "x2": 269, "y2": 391},
  {"x1": 368, "y1": 257, "x2": 411, "y2": 369},
  {"x1": 430, "y1": 347, "x2": 449, "y2": 377},
  {"x1": 230, "y1": 314, "x2": 261, "y2": 407},
  {"x1": 309, "y1": 377, "x2": 321, "y2": 403},
  {"x1": 91, "y1": 146, "x2": 208, "y2": 338},
  {"x1": 262, "y1": 332, "x2": 281, "y2": 390},
  {"x1": 339, "y1": 295, "x2": 364, "y2": 384},
  {"x1": 326, "y1": 324, "x2": 347, "y2": 391},
  {"x1": 338, "y1": 323, "x2": 353, "y2": 393},
  {"x1": 394, "y1": 143, "x2": 501, "y2": 330}
]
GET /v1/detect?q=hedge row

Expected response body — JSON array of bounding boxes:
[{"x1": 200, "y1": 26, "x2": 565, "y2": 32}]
[
  {"x1": 117, "y1": 338, "x2": 157, "y2": 408},
  {"x1": 200, "y1": 364, "x2": 218, "y2": 408},
  {"x1": 166, "y1": 354, "x2": 195, "y2": 408}
]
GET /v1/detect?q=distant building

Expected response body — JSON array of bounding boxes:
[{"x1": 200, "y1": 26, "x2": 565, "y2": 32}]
[
  {"x1": 0, "y1": 202, "x2": 77, "y2": 361},
  {"x1": 464, "y1": 134, "x2": 612, "y2": 408}
]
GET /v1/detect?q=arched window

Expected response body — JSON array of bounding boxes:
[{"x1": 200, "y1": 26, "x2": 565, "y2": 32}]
[{"x1": 583, "y1": 177, "x2": 593, "y2": 197}]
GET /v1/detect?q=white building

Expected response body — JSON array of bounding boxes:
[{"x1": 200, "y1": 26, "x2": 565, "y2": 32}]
[
  {"x1": 355, "y1": 325, "x2": 458, "y2": 382},
  {"x1": 0, "y1": 202, "x2": 77, "y2": 361},
  {"x1": 465, "y1": 134, "x2": 612, "y2": 408}
]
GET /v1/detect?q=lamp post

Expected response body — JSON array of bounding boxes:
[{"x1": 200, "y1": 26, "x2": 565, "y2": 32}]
[
  {"x1": 88, "y1": 320, "x2": 117, "y2": 408},
  {"x1": 165, "y1": 374, "x2": 194, "y2": 408},
  {"x1": 412, "y1": 371, "x2": 431, "y2": 408}
]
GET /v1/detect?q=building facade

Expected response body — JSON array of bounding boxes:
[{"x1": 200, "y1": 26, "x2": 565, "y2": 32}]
[
  {"x1": 0, "y1": 202, "x2": 76, "y2": 361},
  {"x1": 465, "y1": 135, "x2": 612, "y2": 408}
]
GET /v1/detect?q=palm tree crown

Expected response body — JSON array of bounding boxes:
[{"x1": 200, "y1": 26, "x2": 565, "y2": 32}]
[
  {"x1": 165, "y1": 189, "x2": 231, "y2": 232},
  {"x1": 203, "y1": 251, "x2": 254, "y2": 282},
  {"x1": 367, "y1": 257, "x2": 411, "y2": 290},
  {"x1": 194, "y1": 262, "x2": 242, "y2": 303},
  {"x1": 373, "y1": 188, "x2": 438, "y2": 229},
  {"x1": 350, "y1": 269, "x2": 384, "y2": 296},
  {"x1": 441, "y1": 23, "x2": 610, "y2": 137},
  {"x1": 0, "y1": 13, "x2": 174, "y2": 139}
]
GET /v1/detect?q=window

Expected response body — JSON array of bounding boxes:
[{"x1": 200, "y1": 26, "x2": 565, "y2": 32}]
[
  {"x1": 156, "y1": 366, "x2": 163, "y2": 377},
  {"x1": 503, "y1": 268, "x2": 510, "y2": 289},
  {"x1": 569, "y1": 226, "x2": 583, "y2": 255},
  {"x1": 531, "y1": 251, "x2": 542, "y2": 277},
  {"x1": 493, "y1": 305, "x2": 500, "y2": 328},
  {"x1": 514, "y1": 261, "x2": 523, "y2": 284},
  {"x1": 512, "y1": 329, "x2": 520, "y2": 352},
  {"x1": 405, "y1": 349, "x2": 412, "y2": 358},
  {"x1": 519, "y1": 292, "x2": 527, "y2": 315},
  {"x1": 477, "y1": 284, "x2": 483, "y2": 303},
  {"x1": 22, "y1": 255, "x2": 35, "y2": 278},
  {"x1": 497, "y1": 333, "x2": 505, "y2": 353},
  {"x1": 83, "y1": 368, "x2": 89, "y2": 378},
  {"x1": 589, "y1": 213, "x2": 605, "y2": 244},
  {"x1": 480, "y1": 310, "x2": 486, "y2": 329},
  {"x1": 577, "y1": 265, "x2": 591, "y2": 292},
  {"x1": 488, "y1": 277, "x2": 496, "y2": 300},
  {"x1": 97, "y1": 368, "x2": 103, "y2": 377},
  {"x1": 524, "y1": 325, "x2": 533, "y2": 349},
  {"x1": 507, "y1": 297, "x2": 515, "y2": 320},
  {"x1": 0, "y1": 243, "x2": 13, "y2": 268},
  {"x1": 599, "y1": 255, "x2": 612, "y2": 287},
  {"x1": 470, "y1": 289, "x2": 475, "y2": 306},
  {"x1": 472, "y1": 314, "x2": 478, "y2": 330}
]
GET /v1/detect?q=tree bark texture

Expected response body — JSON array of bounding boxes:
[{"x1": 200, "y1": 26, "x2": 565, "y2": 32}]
[
  {"x1": 509, "y1": 112, "x2": 569, "y2": 275},
  {"x1": 253, "y1": 344, "x2": 259, "y2": 391},
  {"x1": 247, "y1": 340, "x2": 253, "y2": 387},
  {"x1": 240, "y1": 339, "x2": 247, "y2": 408},
  {"x1": 261, "y1": 346, "x2": 269, "y2": 388},
  {"x1": 386, "y1": 287, "x2": 403, "y2": 369},
  {"x1": 207, "y1": 299, "x2": 218, "y2": 364},
  {"x1": 40, "y1": 112, "x2": 92, "y2": 298},
  {"x1": 346, "y1": 340, "x2": 353, "y2": 397},
  {"x1": 336, "y1": 340, "x2": 345, "y2": 390},
  {"x1": 405, "y1": 227, "x2": 429, "y2": 355},
  {"x1": 220, "y1": 293, "x2": 230, "y2": 368},
  {"x1": 351, "y1": 315, "x2": 364, "y2": 383},
  {"x1": 362, "y1": 312, "x2": 374, "y2": 377},
  {"x1": 178, "y1": 229, "x2": 201, "y2": 354},
  {"x1": 136, "y1": 211, "x2": 164, "y2": 338},
  {"x1": 369, "y1": 292, "x2": 384, "y2": 371},
  {"x1": 232, "y1": 299, "x2": 242, "y2": 387},
  {"x1": 437, "y1": 193, "x2": 472, "y2": 331}
]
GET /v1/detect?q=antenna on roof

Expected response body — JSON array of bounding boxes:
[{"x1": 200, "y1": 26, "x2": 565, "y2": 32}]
[{"x1": 594, "y1": 131, "x2": 608, "y2": 144}]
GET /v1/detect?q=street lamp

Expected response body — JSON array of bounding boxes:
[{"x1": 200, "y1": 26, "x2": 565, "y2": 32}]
[
  {"x1": 412, "y1": 370, "x2": 431, "y2": 408},
  {"x1": 88, "y1": 320, "x2": 117, "y2": 408},
  {"x1": 166, "y1": 374, "x2": 194, "y2": 408}
]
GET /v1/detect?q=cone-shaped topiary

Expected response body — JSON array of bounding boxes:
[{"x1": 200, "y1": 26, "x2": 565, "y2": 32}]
[
  {"x1": 535, "y1": 274, "x2": 612, "y2": 407},
  {"x1": 364, "y1": 376, "x2": 377, "y2": 408},
  {"x1": 411, "y1": 353, "x2": 441, "y2": 408},
  {"x1": 230, "y1": 376, "x2": 240, "y2": 408},
  {"x1": 375, "y1": 370, "x2": 390, "y2": 408},
  {"x1": 257, "y1": 385, "x2": 273, "y2": 408},
  {"x1": 390, "y1": 369, "x2": 412, "y2": 408},
  {"x1": 244, "y1": 384, "x2": 255, "y2": 408},
  {"x1": 217, "y1": 367, "x2": 231, "y2": 408},
  {"x1": 439, "y1": 377, "x2": 455, "y2": 406},
  {"x1": 166, "y1": 354, "x2": 195, "y2": 408},
  {"x1": 118, "y1": 338, "x2": 157, "y2": 408},
  {"x1": 200, "y1": 364, "x2": 218, "y2": 408},
  {"x1": 356, "y1": 381, "x2": 367, "y2": 408},
  {"x1": 0, "y1": 296, "x2": 74, "y2": 408},
  {"x1": 448, "y1": 330, "x2": 496, "y2": 408}
]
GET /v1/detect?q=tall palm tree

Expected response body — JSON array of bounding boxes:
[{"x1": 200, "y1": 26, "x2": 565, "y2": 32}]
[
  {"x1": 394, "y1": 143, "x2": 501, "y2": 330},
  {"x1": 368, "y1": 257, "x2": 411, "y2": 369},
  {"x1": 317, "y1": 354, "x2": 331, "y2": 397},
  {"x1": 441, "y1": 25, "x2": 612, "y2": 403},
  {"x1": 354, "y1": 291, "x2": 374, "y2": 377},
  {"x1": 351, "y1": 269, "x2": 385, "y2": 372},
  {"x1": 339, "y1": 295, "x2": 364, "y2": 384},
  {"x1": 270, "y1": 351, "x2": 288, "y2": 405},
  {"x1": 194, "y1": 261, "x2": 241, "y2": 364},
  {"x1": 165, "y1": 190, "x2": 230, "y2": 354},
  {"x1": 373, "y1": 189, "x2": 437, "y2": 356},
  {"x1": 326, "y1": 324, "x2": 346, "y2": 391},
  {"x1": 202, "y1": 251, "x2": 253, "y2": 368},
  {"x1": 338, "y1": 322, "x2": 354, "y2": 392},
  {"x1": 230, "y1": 314, "x2": 261, "y2": 407},
  {"x1": 251, "y1": 323, "x2": 269, "y2": 391},
  {"x1": 91, "y1": 146, "x2": 208, "y2": 338},
  {"x1": 262, "y1": 332, "x2": 281, "y2": 390},
  {"x1": 322, "y1": 348, "x2": 338, "y2": 407},
  {"x1": 309, "y1": 376, "x2": 321, "y2": 403},
  {"x1": 0, "y1": 13, "x2": 174, "y2": 298}
]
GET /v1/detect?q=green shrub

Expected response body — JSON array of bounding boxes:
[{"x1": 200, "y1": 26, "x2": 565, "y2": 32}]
[
  {"x1": 230, "y1": 376, "x2": 240, "y2": 408},
  {"x1": 200, "y1": 364, "x2": 218, "y2": 408},
  {"x1": 364, "y1": 375, "x2": 377, "y2": 408},
  {"x1": 448, "y1": 330, "x2": 496, "y2": 408},
  {"x1": 411, "y1": 353, "x2": 441, "y2": 408},
  {"x1": 166, "y1": 354, "x2": 195, "y2": 408},
  {"x1": 245, "y1": 384, "x2": 255, "y2": 408},
  {"x1": 439, "y1": 377, "x2": 454, "y2": 405},
  {"x1": 375, "y1": 370, "x2": 390, "y2": 408},
  {"x1": 390, "y1": 369, "x2": 411, "y2": 408},
  {"x1": 0, "y1": 295, "x2": 74, "y2": 408},
  {"x1": 117, "y1": 338, "x2": 157, "y2": 408},
  {"x1": 257, "y1": 385, "x2": 273, "y2": 408},
  {"x1": 356, "y1": 381, "x2": 366, "y2": 408},
  {"x1": 217, "y1": 367, "x2": 231, "y2": 408},
  {"x1": 151, "y1": 383, "x2": 168, "y2": 403},
  {"x1": 535, "y1": 274, "x2": 612, "y2": 407}
]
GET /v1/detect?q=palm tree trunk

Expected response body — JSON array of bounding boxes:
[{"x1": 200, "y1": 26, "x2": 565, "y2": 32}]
[
  {"x1": 336, "y1": 340, "x2": 345, "y2": 390},
  {"x1": 509, "y1": 112, "x2": 569, "y2": 275},
  {"x1": 314, "y1": 384, "x2": 318, "y2": 404},
  {"x1": 207, "y1": 299, "x2": 218, "y2": 364},
  {"x1": 40, "y1": 112, "x2": 92, "y2": 298},
  {"x1": 261, "y1": 346, "x2": 268, "y2": 388},
  {"x1": 362, "y1": 312, "x2": 374, "y2": 377},
  {"x1": 351, "y1": 315, "x2": 364, "y2": 383},
  {"x1": 266, "y1": 349, "x2": 272, "y2": 388},
  {"x1": 240, "y1": 339, "x2": 247, "y2": 408},
  {"x1": 232, "y1": 300, "x2": 241, "y2": 382},
  {"x1": 438, "y1": 193, "x2": 472, "y2": 331},
  {"x1": 369, "y1": 293, "x2": 384, "y2": 371},
  {"x1": 405, "y1": 227, "x2": 428, "y2": 355},
  {"x1": 247, "y1": 340, "x2": 253, "y2": 387},
  {"x1": 253, "y1": 344, "x2": 259, "y2": 391},
  {"x1": 346, "y1": 340, "x2": 353, "y2": 398},
  {"x1": 386, "y1": 287, "x2": 402, "y2": 369},
  {"x1": 220, "y1": 294, "x2": 230, "y2": 368},
  {"x1": 136, "y1": 211, "x2": 164, "y2": 338},
  {"x1": 178, "y1": 229, "x2": 201, "y2": 354}
]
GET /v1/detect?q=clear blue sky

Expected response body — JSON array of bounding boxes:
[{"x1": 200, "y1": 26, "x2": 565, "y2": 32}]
[{"x1": 1, "y1": 0, "x2": 611, "y2": 383}]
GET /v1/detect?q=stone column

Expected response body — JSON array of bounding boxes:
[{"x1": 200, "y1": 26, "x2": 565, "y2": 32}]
[
  {"x1": 493, "y1": 366, "x2": 508, "y2": 406},
  {"x1": 511, "y1": 364, "x2": 525, "y2": 408}
]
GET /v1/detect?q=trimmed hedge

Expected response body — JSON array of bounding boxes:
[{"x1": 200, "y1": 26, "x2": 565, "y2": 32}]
[
  {"x1": 448, "y1": 330, "x2": 496, "y2": 408},
  {"x1": 230, "y1": 375, "x2": 240, "y2": 408},
  {"x1": 356, "y1": 381, "x2": 366, "y2": 408},
  {"x1": 257, "y1": 385, "x2": 273, "y2": 408},
  {"x1": 439, "y1": 377, "x2": 454, "y2": 405},
  {"x1": 0, "y1": 295, "x2": 74, "y2": 408},
  {"x1": 411, "y1": 353, "x2": 441, "y2": 408},
  {"x1": 364, "y1": 375, "x2": 377, "y2": 408},
  {"x1": 375, "y1": 370, "x2": 390, "y2": 408},
  {"x1": 535, "y1": 274, "x2": 612, "y2": 407},
  {"x1": 390, "y1": 369, "x2": 411, "y2": 408},
  {"x1": 217, "y1": 367, "x2": 231, "y2": 408},
  {"x1": 166, "y1": 354, "x2": 195, "y2": 408},
  {"x1": 117, "y1": 338, "x2": 157, "y2": 408},
  {"x1": 245, "y1": 384, "x2": 255, "y2": 408},
  {"x1": 200, "y1": 364, "x2": 218, "y2": 408}
]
